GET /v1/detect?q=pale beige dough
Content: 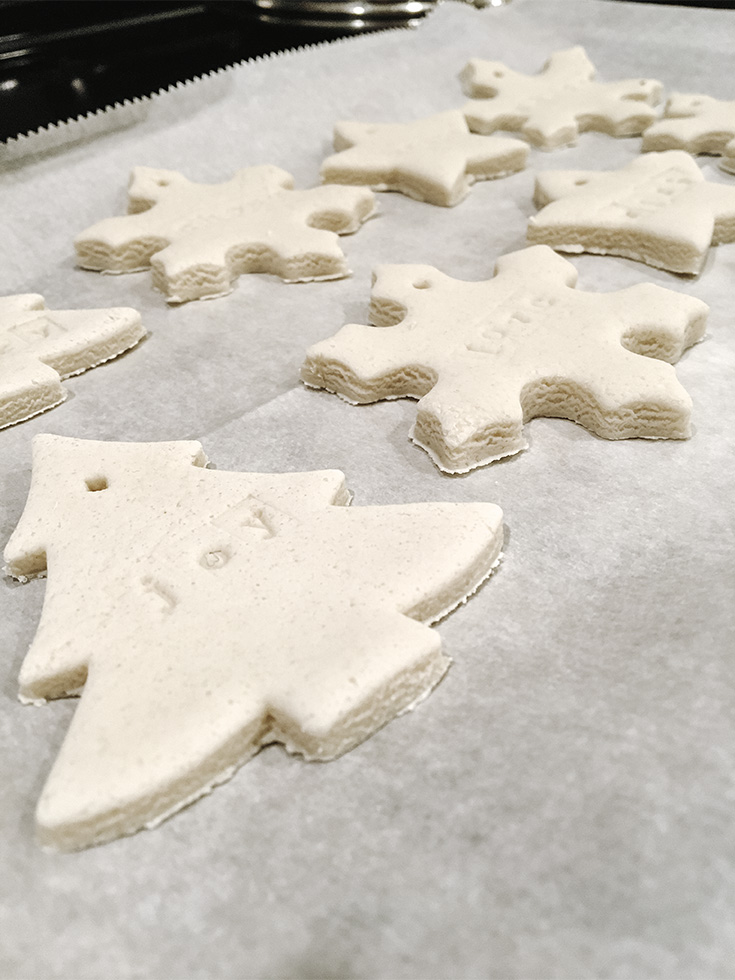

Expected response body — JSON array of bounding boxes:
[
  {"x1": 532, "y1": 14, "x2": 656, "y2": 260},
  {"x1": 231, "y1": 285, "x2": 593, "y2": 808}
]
[
  {"x1": 321, "y1": 110, "x2": 528, "y2": 206},
  {"x1": 301, "y1": 245, "x2": 708, "y2": 474},
  {"x1": 5, "y1": 435, "x2": 503, "y2": 850},
  {"x1": 461, "y1": 46, "x2": 662, "y2": 149},
  {"x1": 75, "y1": 165, "x2": 375, "y2": 303},
  {"x1": 0, "y1": 295, "x2": 145, "y2": 428},
  {"x1": 643, "y1": 93, "x2": 735, "y2": 173},
  {"x1": 528, "y1": 151, "x2": 735, "y2": 274}
]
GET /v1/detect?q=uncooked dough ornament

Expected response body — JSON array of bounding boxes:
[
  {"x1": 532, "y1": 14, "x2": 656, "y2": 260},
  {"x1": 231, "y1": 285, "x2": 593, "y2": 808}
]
[
  {"x1": 0, "y1": 294, "x2": 145, "y2": 428},
  {"x1": 460, "y1": 46, "x2": 662, "y2": 149},
  {"x1": 528, "y1": 151, "x2": 735, "y2": 274},
  {"x1": 643, "y1": 93, "x2": 735, "y2": 173},
  {"x1": 320, "y1": 110, "x2": 528, "y2": 206},
  {"x1": 301, "y1": 246, "x2": 708, "y2": 474},
  {"x1": 5, "y1": 435, "x2": 503, "y2": 850},
  {"x1": 75, "y1": 165, "x2": 376, "y2": 303}
]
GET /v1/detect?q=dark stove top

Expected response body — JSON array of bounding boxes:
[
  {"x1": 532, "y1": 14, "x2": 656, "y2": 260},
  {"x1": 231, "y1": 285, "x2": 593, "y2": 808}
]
[
  {"x1": 1, "y1": 0, "x2": 733, "y2": 143},
  {"x1": 0, "y1": 1, "x2": 367, "y2": 142}
]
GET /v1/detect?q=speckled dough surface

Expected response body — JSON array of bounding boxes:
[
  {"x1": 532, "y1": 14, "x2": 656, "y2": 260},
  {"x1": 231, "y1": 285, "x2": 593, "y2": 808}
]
[
  {"x1": 461, "y1": 46, "x2": 662, "y2": 149},
  {"x1": 643, "y1": 94, "x2": 735, "y2": 174},
  {"x1": 3, "y1": 2, "x2": 735, "y2": 977},
  {"x1": 528, "y1": 150, "x2": 735, "y2": 274},
  {"x1": 75, "y1": 165, "x2": 376, "y2": 302},
  {"x1": 0, "y1": 295, "x2": 145, "y2": 429},
  {"x1": 320, "y1": 110, "x2": 528, "y2": 206},
  {"x1": 5, "y1": 435, "x2": 503, "y2": 851},
  {"x1": 301, "y1": 245, "x2": 708, "y2": 473}
]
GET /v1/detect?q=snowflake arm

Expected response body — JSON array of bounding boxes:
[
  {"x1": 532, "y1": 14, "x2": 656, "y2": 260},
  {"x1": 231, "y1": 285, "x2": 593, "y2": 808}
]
[
  {"x1": 0, "y1": 355, "x2": 65, "y2": 429},
  {"x1": 302, "y1": 321, "x2": 437, "y2": 403},
  {"x1": 75, "y1": 167, "x2": 223, "y2": 272},
  {"x1": 491, "y1": 244, "x2": 579, "y2": 287},
  {"x1": 533, "y1": 170, "x2": 604, "y2": 208},
  {"x1": 643, "y1": 94, "x2": 735, "y2": 171},
  {"x1": 412, "y1": 369, "x2": 529, "y2": 471},
  {"x1": 126, "y1": 166, "x2": 206, "y2": 212},
  {"x1": 612, "y1": 283, "x2": 709, "y2": 362},
  {"x1": 695, "y1": 183, "x2": 735, "y2": 244}
]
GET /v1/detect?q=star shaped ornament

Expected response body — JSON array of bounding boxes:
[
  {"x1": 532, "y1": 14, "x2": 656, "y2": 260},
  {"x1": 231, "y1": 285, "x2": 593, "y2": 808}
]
[
  {"x1": 75, "y1": 165, "x2": 375, "y2": 302},
  {"x1": 461, "y1": 46, "x2": 662, "y2": 149},
  {"x1": 0, "y1": 294, "x2": 144, "y2": 428},
  {"x1": 302, "y1": 246, "x2": 708, "y2": 474},
  {"x1": 6, "y1": 435, "x2": 503, "y2": 850},
  {"x1": 643, "y1": 93, "x2": 735, "y2": 173},
  {"x1": 528, "y1": 151, "x2": 735, "y2": 274},
  {"x1": 320, "y1": 110, "x2": 528, "y2": 206}
]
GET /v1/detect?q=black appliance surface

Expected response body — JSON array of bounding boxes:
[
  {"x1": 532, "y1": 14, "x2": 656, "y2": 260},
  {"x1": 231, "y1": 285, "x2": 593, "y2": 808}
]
[
  {"x1": 0, "y1": 1, "x2": 371, "y2": 142},
  {"x1": 2, "y1": 0, "x2": 734, "y2": 143}
]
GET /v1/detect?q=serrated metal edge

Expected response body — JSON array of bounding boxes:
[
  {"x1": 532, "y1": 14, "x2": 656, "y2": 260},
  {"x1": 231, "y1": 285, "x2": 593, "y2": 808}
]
[{"x1": 0, "y1": 21, "x2": 414, "y2": 165}]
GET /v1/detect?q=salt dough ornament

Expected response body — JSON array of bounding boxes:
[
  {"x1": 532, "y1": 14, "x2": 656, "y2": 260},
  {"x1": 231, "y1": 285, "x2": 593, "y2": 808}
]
[
  {"x1": 0, "y1": 294, "x2": 144, "y2": 429},
  {"x1": 460, "y1": 46, "x2": 662, "y2": 149},
  {"x1": 643, "y1": 93, "x2": 735, "y2": 173},
  {"x1": 5, "y1": 435, "x2": 503, "y2": 850},
  {"x1": 320, "y1": 110, "x2": 528, "y2": 207},
  {"x1": 301, "y1": 245, "x2": 707, "y2": 474},
  {"x1": 75, "y1": 165, "x2": 376, "y2": 303},
  {"x1": 528, "y1": 150, "x2": 735, "y2": 274}
]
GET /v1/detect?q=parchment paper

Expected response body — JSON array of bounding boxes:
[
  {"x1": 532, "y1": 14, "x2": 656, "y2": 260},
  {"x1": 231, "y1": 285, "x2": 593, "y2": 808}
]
[{"x1": 1, "y1": 2, "x2": 734, "y2": 977}]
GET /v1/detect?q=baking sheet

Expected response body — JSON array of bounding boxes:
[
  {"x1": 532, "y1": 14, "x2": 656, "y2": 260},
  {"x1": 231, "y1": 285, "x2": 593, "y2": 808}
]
[{"x1": 1, "y1": 2, "x2": 734, "y2": 977}]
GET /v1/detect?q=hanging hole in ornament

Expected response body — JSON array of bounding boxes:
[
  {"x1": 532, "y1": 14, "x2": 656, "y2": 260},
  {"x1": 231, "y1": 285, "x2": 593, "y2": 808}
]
[
  {"x1": 85, "y1": 476, "x2": 108, "y2": 492},
  {"x1": 201, "y1": 548, "x2": 231, "y2": 570}
]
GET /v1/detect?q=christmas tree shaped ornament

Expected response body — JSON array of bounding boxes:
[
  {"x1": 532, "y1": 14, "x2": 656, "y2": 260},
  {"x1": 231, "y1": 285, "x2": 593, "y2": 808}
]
[
  {"x1": 461, "y1": 47, "x2": 662, "y2": 150},
  {"x1": 528, "y1": 151, "x2": 735, "y2": 274},
  {"x1": 75, "y1": 165, "x2": 375, "y2": 303},
  {"x1": 321, "y1": 110, "x2": 528, "y2": 206},
  {"x1": 5, "y1": 435, "x2": 503, "y2": 850},
  {"x1": 302, "y1": 246, "x2": 708, "y2": 474},
  {"x1": 0, "y1": 294, "x2": 144, "y2": 428},
  {"x1": 643, "y1": 93, "x2": 735, "y2": 173}
]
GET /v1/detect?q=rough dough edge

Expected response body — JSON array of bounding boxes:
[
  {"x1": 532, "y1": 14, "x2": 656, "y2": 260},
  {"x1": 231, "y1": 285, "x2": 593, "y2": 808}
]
[{"x1": 0, "y1": 313, "x2": 146, "y2": 430}]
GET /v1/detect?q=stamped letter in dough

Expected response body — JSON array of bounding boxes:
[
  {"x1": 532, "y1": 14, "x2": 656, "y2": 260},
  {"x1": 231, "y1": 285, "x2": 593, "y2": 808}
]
[
  {"x1": 75, "y1": 165, "x2": 376, "y2": 303},
  {"x1": 301, "y1": 246, "x2": 707, "y2": 474},
  {"x1": 460, "y1": 46, "x2": 662, "y2": 149},
  {"x1": 528, "y1": 151, "x2": 735, "y2": 274},
  {"x1": 320, "y1": 110, "x2": 528, "y2": 207},
  {"x1": 5, "y1": 435, "x2": 503, "y2": 850},
  {"x1": 643, "y1": 93, "x2": 735, "y2": 173},
  {"x1": 0, "y1": 295, "x2": 145, "y2": 429}
]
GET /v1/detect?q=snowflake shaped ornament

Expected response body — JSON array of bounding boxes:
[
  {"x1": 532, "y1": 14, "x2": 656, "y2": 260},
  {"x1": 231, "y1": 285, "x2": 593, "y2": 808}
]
[
  {"x1": 75, "y1": 165, "x2": 375, "y2": 303},
  {"x1": 529, "y1": 151, "x2": 735, "y2": 274},
  {"x1": 5, "y1": 435, "x2": 503, "y2": 850},
  {"x1": 0, "y1": 294, "x2": 144, "y2": 428},
  {"x1": 320, "y1": 110, "x2": 528, "y2": 206},
  {"x1": 301, "y1": 246, "x2": 707, "y2": 474},
  {"x1": 643, "y1": 93, "x2": 735, "y2": 173},
  {"x1": 460, "y1": 46, "x2": 662, "y2": 149}
]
